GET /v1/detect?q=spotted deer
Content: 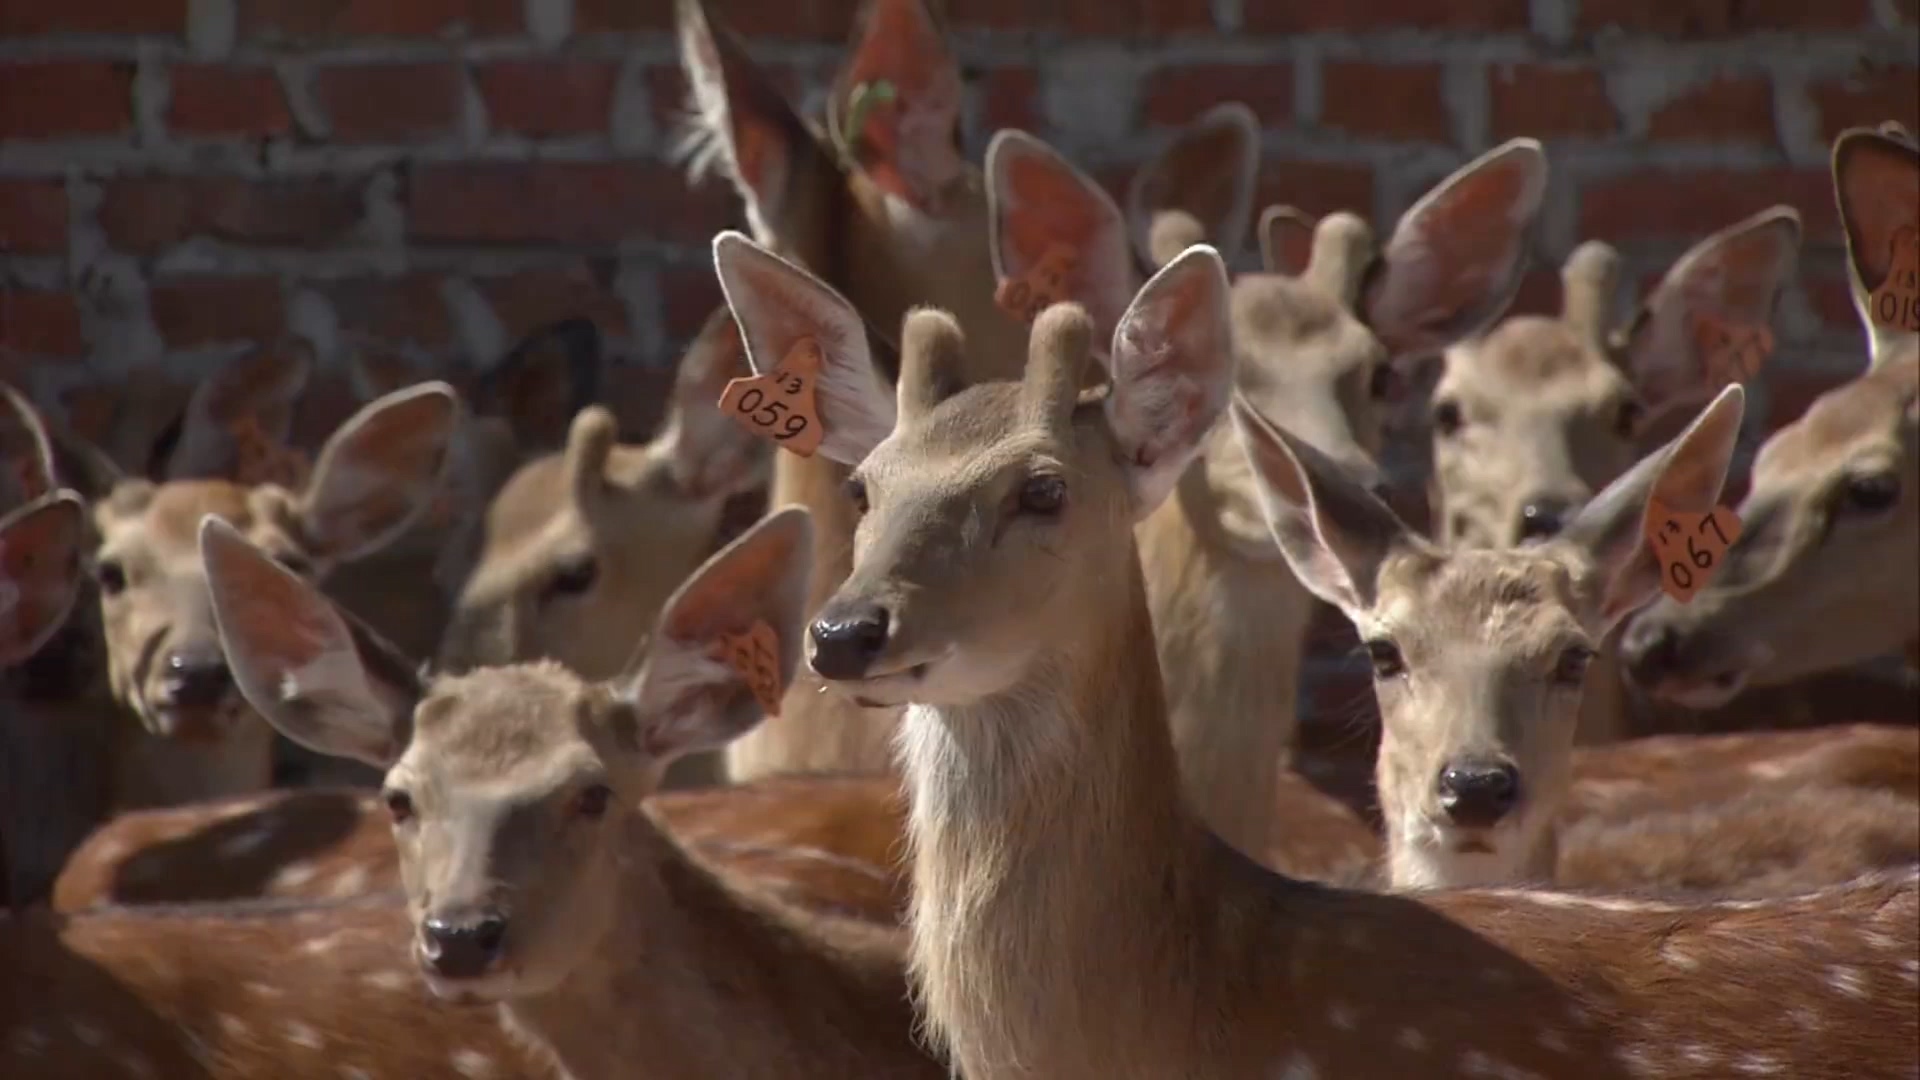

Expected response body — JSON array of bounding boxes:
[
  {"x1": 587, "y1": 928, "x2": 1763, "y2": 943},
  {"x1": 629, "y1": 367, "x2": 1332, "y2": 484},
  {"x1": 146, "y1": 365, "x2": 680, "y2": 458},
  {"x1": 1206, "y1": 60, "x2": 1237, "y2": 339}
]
[
  {"x1": 1090, "y1": 129, "x2": 1551, "y2": 859},
  {"x1": 778, "y1": 226, "x2": 1916, "y2": 1077},
  {"x1": 678, "y1": 0, "x2": 1043, "y2": 780},
  {"x1": 198, "y1": 506, "x2": 945, "y2": 1078},
  {"x1": 1624, "y1": 125, "x2": 1920, "y2": 704},
  {"x1": 76, "y1": 380, "x2": 458, "y2": 809}
]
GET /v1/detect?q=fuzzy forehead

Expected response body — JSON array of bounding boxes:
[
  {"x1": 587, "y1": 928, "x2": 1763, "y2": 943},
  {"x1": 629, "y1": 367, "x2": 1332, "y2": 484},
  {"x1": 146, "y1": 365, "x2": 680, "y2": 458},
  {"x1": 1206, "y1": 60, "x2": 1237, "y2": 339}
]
[
  {"x1": 1755, "y1": 355, "x2": 1919, "y2": 479},
  {"x1": 402, "y1": 661, "x2": 614, "y2": 781},
  {"x1": 1442, "y1": 317, "x2": 1622, "y2": 399},
  {"x1": 863, "y1": 382, "x2": 1050, "y2": 479},
  {"x1": 1374, "y1": 546, "x2": 1592, "y2": 653}
]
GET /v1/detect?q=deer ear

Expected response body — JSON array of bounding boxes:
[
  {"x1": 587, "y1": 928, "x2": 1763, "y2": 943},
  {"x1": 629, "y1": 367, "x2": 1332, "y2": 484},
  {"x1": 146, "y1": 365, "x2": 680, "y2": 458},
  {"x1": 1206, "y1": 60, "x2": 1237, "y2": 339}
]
[
  {"x1": 0, "y1": 491, "x2": 87, "y2": 668},
  {"x1": 204, "y1": 516, "x2": 419, "y2": 767},
  {"x1": 1364, "y1": 138, "x2": 1548, "y2": 357},
  {"x1": 828, "y1": 0, "x2": 965, "y2": 214},
  {"x1": 166, "y1": 341, "x2": 314, "y2": 481},
  {"x1": 676, "y1": 0, "x2": 820, "y2": 233},
  {"x1": 1127, "y1": 102, "x2": 1260, "y2": 269},
  {"x1": 659, "y1": 307, "x2": 771, "y2": 499},
  {"x1": 295, "y1": 383, "x2": 459, "y2": 565},
  {"x1": 1832, "y1": 127, "x2": 1920, "y2": 365},
  {"x1": 1622, "y1": 207, "x2": 1799, "y2": 418},
  {"x1": 0, "y1": 382, "x2": 57, "y2": 509},
  {"x1": 1106, "y1": 245, "x2": 1234, "y2": 516},
  {"x1": 714, "y1": 231, "x2": 897, "y2": 466},
  {"x1": 623, "y1": 507, "x2": 813, "y2": 761},
  {"x1": 1232, "y1": 397, "x2": 1409, "y2": 619},
  {"x1": 469, "y1": 318, "x2": 602, "y2": 454},
  {"x1": 987, "y1": 130, "x2": 1137, "y2": 342},
  {"x1": 1561, "y1": 385, "x2": 1745, "y2": 635},
  {"x1": 1258, "y1": 206, "x2": 1317, "y2": 277}
]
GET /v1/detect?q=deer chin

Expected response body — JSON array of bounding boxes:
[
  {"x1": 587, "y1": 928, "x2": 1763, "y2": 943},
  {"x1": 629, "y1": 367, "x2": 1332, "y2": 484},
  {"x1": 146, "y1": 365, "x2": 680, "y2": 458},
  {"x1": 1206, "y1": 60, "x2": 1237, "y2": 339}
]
[
  {"x1": 143, "y1": 696, "x2": 248, "y2": 743},
  {"x1": 414, "y1": 951, "x2": 521, "y2": 1004},
  {"x1": 1395, "y1": 813, "x2": 1535, "y2": 890}
]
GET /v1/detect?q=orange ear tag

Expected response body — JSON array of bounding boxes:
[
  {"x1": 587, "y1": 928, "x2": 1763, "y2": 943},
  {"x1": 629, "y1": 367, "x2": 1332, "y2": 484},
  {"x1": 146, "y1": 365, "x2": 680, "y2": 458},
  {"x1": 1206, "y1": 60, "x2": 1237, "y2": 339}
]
[
  {"x1": 1869, "y1": 226, "x2": 1920, "y2": 333},
  {"x1": 1689, "y1": 312, "x2": 1773, "y2": 388},
  {"x1": 711, "y1": 620, "x2": 783, "y2": 717},
  {"x1": 1643, "y1": 498, "x2": 1743, "y2": 604},
  {"x1": 229, "y1": 416, "x2": 313, "y2": 489},
  {"x1": 716, "y1": 338, "x2": 825, "y2": 458},
  {"x1": 994, "y1": 244, "x2": 1080, "y2": 324}
]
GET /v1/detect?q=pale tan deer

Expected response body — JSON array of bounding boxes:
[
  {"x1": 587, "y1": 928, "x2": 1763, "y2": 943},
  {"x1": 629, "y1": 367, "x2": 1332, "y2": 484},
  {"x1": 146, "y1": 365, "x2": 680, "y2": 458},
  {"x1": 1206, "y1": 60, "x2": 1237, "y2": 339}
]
[
  {"x1": 78, "y1": 380, "x2": 458, "y2": 808},
  {"x1": 780, "y1": 230, "x2": 1916, "y2": 1077},
  {"x1": 1623, "y1": 124, "x2": 1920, "y2": 702},
  {"x1": 196, "y1": 506, "x2": 944, "y2": 1078}
]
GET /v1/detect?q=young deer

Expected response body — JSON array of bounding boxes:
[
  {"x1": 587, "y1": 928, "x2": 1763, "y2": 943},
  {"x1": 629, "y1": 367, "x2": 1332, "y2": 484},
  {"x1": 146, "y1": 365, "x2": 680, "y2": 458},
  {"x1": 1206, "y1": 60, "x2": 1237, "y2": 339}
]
[
  {"x1": 678, "y1": 0, "x2": 1038, "y2": 779},
  {"x1": 201, "y1": 507, "x2": 946, "y2": 1078},
  {"x1": 1624, "y1": 125, "x2": 1920, "y2": 701},
  {"x1": 1059, "y1": 129, "x2": 1551, "y2": 858},
  {"x1": 79, "y1": 380, "x2": 458, "y2": 807},
  {"x1": 779, "y1": 231, "x2": 1916, "y2": 1077}
]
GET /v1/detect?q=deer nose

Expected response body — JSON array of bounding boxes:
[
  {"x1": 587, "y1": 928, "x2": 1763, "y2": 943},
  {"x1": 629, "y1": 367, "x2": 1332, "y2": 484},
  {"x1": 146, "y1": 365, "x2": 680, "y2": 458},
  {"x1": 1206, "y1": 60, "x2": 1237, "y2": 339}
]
[
  {"x1": 420, "y1": 912, "x2": 508, "y2": 980},
  {"x1": 1620, "y1": 618, "x2": 1679, "y2": 686},
  {"x1": 160, "y1": 650, "x2": 232, "y2": 708},
  {"x1": 1516, "y1": 498, "x2": 1575, "y2": 542},
  {"x1": 808, "y1": 602, "x2": 891, "y2": 681},
  {"x1": 1436, "y1": 760, "x2": 1521, "y2": 829}
]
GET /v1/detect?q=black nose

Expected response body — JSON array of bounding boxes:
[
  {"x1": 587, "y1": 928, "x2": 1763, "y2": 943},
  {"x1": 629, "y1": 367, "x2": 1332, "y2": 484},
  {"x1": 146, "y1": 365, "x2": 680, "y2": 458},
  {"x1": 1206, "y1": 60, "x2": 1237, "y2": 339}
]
[
  {"x1": 1621, "y1": 619, "x2": 1679, "y2": 686},
  {"x1": 809, "y1": 602, "x2": 890, "y2": 681},
  {"x1": 1516, "y1": 499, "x2": 1573, "y2": 542},
  {"x1": 161, "y1": 651, "x2": 231, "y2": 708},
  {"x1": 1437, "y1": 760, "x2": 1521, "y2": 828},
  {"x1": 421, "y1": 913, "x2": 507, "y2": 979}
]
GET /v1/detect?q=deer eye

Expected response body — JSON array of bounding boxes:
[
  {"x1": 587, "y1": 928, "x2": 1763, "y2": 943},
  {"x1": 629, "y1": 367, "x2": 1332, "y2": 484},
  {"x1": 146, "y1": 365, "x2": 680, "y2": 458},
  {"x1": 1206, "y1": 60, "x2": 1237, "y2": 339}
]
[
  {"x1": 573, "y1": 783, "x2": 613, "y2": 821},
  {"x1": 1368, "y1": 364, "x2": 1400, "y2": 402},
  {"x1": 383, "y1": 789, "x2": 414, "y2": 824},
  {"x1": 1017, "y1": 474, "x2": 1067, "y2": 516},
  {"x1": 845, "y1": 476, "x2": 870, "y2": 515},
  {"x1": 1613, "y1": 400, "x2": 1644, "y2": 439},
  {"x1": 1431, "y1": 399, "x2": 1463, "y2": 437},
  {"x1": 1552, "y1": 645, "x2": 1596, "y2": 687},
  {"x1": 1364, "y1": 638, "x2": 1406, "y2": 678},
  {"x1": 546, "y1": 556, "x2": 598, "y2": 599},
  {"x1": 94, "y1": 559, "x2": 127, "y2": 596},
  {"x1": 1841, "y1": 473, "x2": 1901, "y2": 515}
]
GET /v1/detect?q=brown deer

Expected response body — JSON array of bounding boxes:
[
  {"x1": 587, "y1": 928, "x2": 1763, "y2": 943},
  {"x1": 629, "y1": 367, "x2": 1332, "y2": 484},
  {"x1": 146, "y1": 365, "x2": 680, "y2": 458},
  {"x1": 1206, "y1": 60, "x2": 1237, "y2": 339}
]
[
  {"x1": 1623, "y1": 124, "x2": 1920, "y2": 703},
  {"x1": 199, "y1": 506, "x2": 945, "y2": 1078},
  {"x1": 781, "y1": 227, "x2": 1916, "y2": 1077}
]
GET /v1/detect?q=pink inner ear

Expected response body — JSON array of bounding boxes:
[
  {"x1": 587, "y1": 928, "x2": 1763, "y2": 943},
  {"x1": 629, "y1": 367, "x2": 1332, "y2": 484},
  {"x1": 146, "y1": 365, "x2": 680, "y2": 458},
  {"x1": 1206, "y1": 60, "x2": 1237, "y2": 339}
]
[
  {"x1": 1839, "y1": 142, "x2": 1920, "y2": 288},
  {"x1": 1000, "y1": 154, "x2": 1114, "y2": 273},
  {"x1": 835, "y1": 0, "x2": 963, "y2": 210}
]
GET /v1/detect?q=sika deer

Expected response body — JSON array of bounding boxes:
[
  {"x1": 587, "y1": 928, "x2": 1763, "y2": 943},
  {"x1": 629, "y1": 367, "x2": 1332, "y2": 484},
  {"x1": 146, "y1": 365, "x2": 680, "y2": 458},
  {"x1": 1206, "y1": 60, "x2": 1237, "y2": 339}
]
[
  {"x1": 786, "y1": 235, "x2": 1916, "y2": 1077},
  {"x1": 1624, "y1": 124, "x2": 1920, "y2": 700},
  {"x1": 202, "y1": 507, "x2": 944, "y2": 1078}
]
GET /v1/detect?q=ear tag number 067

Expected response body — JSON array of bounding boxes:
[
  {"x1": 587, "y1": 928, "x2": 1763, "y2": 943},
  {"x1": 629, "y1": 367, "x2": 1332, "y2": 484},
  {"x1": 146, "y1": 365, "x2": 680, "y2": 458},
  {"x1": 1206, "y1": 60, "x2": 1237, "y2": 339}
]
[
  {"x1": 1643, "y1": 498, "x2": 1743, "y2": 604},
  {"x1": 717, "y1": 338, "x2": 825, "y2": 457}
]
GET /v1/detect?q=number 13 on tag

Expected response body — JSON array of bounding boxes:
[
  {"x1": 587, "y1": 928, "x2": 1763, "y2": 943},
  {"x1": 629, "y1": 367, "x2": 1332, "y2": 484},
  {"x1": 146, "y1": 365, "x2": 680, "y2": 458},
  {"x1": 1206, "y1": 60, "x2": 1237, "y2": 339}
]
[
  {"x1": 1643, "y1": 498, "x2": 1743, "y2": 604},
  {"x1": 718, "y1": 338, "x2": 825, "y2": 457}
]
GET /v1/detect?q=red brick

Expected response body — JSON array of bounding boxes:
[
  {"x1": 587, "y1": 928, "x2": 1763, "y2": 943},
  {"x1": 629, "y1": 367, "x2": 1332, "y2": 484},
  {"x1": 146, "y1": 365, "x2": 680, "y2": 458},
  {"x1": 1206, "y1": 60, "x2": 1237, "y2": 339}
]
[
  {"x1": 320, "y1": 274, "x2": 455, "y2": 349},
  {"x1": 237, "y1": 0, "x2": 518, "y2": 39},
  {"x1": 981, "y1": 66, "x2": 1040, "y2": 135},
  {"x1": 1141, "y1": 63, "x2": 1291, "y2": 129},
  {"x1": 408, "y1": 162, "x2": 736, "y2": 247},
  {"x1": 658, "y1": 264, "x2": 727, "y2": 343},
  {"x1": 99, "y1": 176, "x2": 363, "y2": 254},
  {"x1": 947, "y1": 0, "x2": 1210, "y2": 32},
  {"x1": 167, "y1": 65, "x2": 292, "y2": 138},
  {"x1": 1577, "y1": 0, "x2": 1871, "y2": 34},
  {"x1": 0, "y1": 289, "x2": 85, "y2": 355},
  {"x1": 1251, "y1": 160, "x2": 1377, "y2": 223},
  {"x1": 1489, "y1": 64, "x2": 1616, "y2": 140},
  {"x1": 0, "y1": 0, "x2": 186, "y2": 35},
  {"x1": 573, "y1": 0, "x2": 675, "y2": 32},
  {"x1": 1646, "y1": 75, "x2": 1775, "y2": 143},
  {"x1": 1764, "y1": 367, "x2": 1851, "y2": 430},
  {"x1": 1578, "y1": 169, "x2": 1838, "y2": 245},
  {"x1": 0, "y1": 61, "x2": 134, "y2": 140},
  {"x1": 1322, "y1": 62, "x2": 1450, "y2": 142},
  {"x1": 149, "y1": 276, "x2": 287, "y2": 347},
  {"x1": 1244, "y1": 0, "x2": 1525, "y2": 32},
  {"x1": 315, "y1": 63, "x2": 461, "y2": 142},
  {"x1": 0, "y1": 179, "x2": 69, "y2": 255},
  {"x1": 1807, "y1": 68, "x2": 1920, "y2": 144},
  {"x1": 477, "y1": 60, "x2": 619, "y2": 138},
  {"x1": 475, "y1": 263, "x2": 631, "y2": 342}
]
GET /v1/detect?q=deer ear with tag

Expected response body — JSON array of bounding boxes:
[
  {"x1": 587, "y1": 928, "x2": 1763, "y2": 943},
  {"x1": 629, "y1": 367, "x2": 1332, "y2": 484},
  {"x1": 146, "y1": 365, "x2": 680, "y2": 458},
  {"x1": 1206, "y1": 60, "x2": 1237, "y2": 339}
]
[
  {"x1": 827, "y1": 0, "x2": 966, "y2": 215},
  {"x1": 1833, "y1": 126, "x2": 1920, "y2": 363},
  {"x1": 986, "y1": 130, "x2": 1136, "y2": 344}
]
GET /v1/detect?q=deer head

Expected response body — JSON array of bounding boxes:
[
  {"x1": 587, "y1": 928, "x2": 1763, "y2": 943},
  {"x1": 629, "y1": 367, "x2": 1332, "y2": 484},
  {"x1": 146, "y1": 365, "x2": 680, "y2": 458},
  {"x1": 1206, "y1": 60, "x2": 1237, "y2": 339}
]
[
  {"x1": 1429, "y1": 207, "x2": 1798, "y2": 548},
  {"x1": 1234, "y1": 385, "x2": 1746, "y2": 887},
  {"x1": 85, "y1": 375, "x2": 457, "y2": 743},
  {"x1": 435, "y1": 308, "x2": 769, "y2": 678},
  {"x1": 1622, "y1": 126, "x2": 1920, "y2": 703},
  {"x1": 207, "y1": 507, "x2": 813, "y2": 1000}
]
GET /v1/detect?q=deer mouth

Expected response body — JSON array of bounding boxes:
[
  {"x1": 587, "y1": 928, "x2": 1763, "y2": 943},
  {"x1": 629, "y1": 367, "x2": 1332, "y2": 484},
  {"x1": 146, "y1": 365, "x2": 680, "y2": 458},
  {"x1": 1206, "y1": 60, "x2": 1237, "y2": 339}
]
[{"x1": 144, "y1": 697, "x2": 246, "y2": 743}]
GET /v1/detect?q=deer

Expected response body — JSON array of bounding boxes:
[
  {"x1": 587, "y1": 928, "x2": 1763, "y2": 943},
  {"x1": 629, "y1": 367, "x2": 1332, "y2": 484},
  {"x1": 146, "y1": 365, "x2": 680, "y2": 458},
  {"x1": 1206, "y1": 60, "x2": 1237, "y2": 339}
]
[
  {"x1": 763, "y1": 211, "x2": 1916, "y2": 1076},
  {"x1": 1623, "y1": 124, "x2": 1920, "y2": 706},
  {"x1": 192, "y1": 505, "x2": 944, "y2": 1078}
]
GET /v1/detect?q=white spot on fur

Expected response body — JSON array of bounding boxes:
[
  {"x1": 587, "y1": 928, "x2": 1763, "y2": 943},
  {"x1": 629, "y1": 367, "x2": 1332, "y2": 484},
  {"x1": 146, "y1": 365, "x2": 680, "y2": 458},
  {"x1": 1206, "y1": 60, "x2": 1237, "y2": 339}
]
[
  {"x1": 1273, "y1": 1052, "x2": 1318, "y2": 1079},
  {"x1": 1327, "y1": 1002, "x2": 1356, "y2": 1031},
  {"x1": 246, "y1": 982, "x2": 284, "y2": 998},
  {"x1": 1396, "y1": 1027, "x2": 1428, "y2": 1052},
  {"x1": 363, "y1": 970, "x2": 410, "y2": 991},
  {"x1": 1660, "y1": 942, "x2": 1698, "y2": 970},
  {"x1": 301, "y1": 932, "x2": 347, "y2": 956},
  {"x1": 1788, "y1": 1005, "x2": 1823, "y2": 1031},
  {"x1": 70, "y1": 1019, "x2": 105, "y2": 1047},
  {"x1": 338, "y1": 1068, "x2": 372, "y2": 1080},
  {"x1": 452, "y1": 1048, "x2": 497, "y2": 1077},
  {"x1": 284, "y1": 1021, "x2": 323, "y2": 1049},
  {"x1": 328, "y1": 865, "x2": 371, "y2": 897},
  {"x1": 1537, "y1": 1029, "x2": 1569, "y2": 1053},
  {"x1": 217, "y1": 827, "x2": 273, "y2": 858},
  {"x1": 1826, "y1": 965, "x2": 1867, "y2": 998},
  {"x1": 1901, "y1": 958, "x2": 1918, "y2": 986},
  {"x1": 1679, "y1": 1043, "x2": 1718, "y2": 1067},
  {"x1": 273, "y1": 862, "x2": 319, "y2": 890},
  {"x1": 1733, "y1": 1052, "x2": 1782, "y2": 1075},
  {"x1": 1745, "y1": 761, "x2": 1789, "y2": 780},
  {"x1": 217, "y1": 1014, "x2": 250, "y2": 1038},
  {"x1": 117, "y1": 1052, "x2": 156, "y2": 1078}
]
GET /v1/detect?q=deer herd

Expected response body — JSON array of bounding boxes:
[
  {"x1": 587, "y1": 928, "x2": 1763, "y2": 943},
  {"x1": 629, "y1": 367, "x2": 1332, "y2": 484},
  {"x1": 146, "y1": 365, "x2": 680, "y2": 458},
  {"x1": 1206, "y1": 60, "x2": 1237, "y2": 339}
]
[{"x1": 1, "y1": 2, "x2": 1917, "y2": 1078}]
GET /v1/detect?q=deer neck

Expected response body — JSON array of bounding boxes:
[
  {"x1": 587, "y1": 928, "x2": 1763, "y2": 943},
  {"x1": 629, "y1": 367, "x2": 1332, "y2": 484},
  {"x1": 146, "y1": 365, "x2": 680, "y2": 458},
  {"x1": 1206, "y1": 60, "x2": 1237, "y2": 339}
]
[
  {"x1": 502, "y1": 826, "x2": 930, "y2": 1080},
  {"x1": 1138, "y1": 467, "x2": 1312, "y2": 861}
]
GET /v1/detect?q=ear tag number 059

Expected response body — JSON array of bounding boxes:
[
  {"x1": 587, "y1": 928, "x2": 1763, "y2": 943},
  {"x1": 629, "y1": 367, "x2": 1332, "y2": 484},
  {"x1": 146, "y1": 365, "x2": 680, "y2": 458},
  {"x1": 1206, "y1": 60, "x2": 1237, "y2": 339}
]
[
  {"x1": 717, "y1": 338, "x2": 824, "y2": 457},
  {"x1": 995, "y1": 245, "x2": 1080, "y2": 325},
  {"x1": 1869, "y1": 226, "x2": 1920, "y2": 333},
  {"x1": 1643, "y1": 498, "x2": 1743, "y2": 604},
  {"x1": 712, "y1": 620, "x2": 783, "y2": 717}
]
